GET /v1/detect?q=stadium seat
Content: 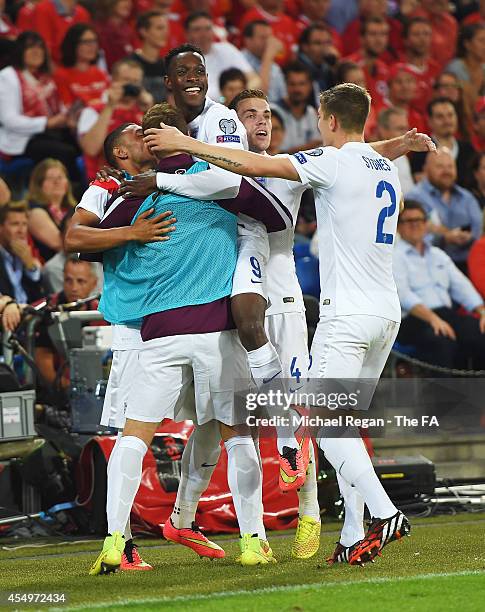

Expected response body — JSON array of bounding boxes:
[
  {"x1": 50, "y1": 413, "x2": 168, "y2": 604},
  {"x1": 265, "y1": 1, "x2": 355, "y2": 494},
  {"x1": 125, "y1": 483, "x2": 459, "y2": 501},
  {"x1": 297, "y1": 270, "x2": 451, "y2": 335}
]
[
  {"x1": 295, "y1": 255, "x2": 320, "y2": 299},
  {"x1": 0, "y1": 156, "x2": 34, "y2": 199},
  {"x1": 293, "y1": 242, "x2": 311, "y2": 259},
  {"x1": 392, "y1": 341, "x2": 418, "y2": 357}
]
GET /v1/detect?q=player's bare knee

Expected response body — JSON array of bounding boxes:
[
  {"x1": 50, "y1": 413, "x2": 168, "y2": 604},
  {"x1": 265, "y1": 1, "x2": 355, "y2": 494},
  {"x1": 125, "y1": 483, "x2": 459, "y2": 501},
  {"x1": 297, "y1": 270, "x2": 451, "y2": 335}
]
[
  {"x1": 122, "y1": 419, "x2": 158, "y2": 447},
  {"x1": 219, "y1": 422, "x2": 251, "y2": 440}
]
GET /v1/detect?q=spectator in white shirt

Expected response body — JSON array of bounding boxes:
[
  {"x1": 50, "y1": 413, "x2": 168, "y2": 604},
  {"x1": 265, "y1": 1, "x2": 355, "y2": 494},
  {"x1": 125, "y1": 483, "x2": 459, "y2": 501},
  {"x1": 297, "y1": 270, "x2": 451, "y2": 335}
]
[{"x1": 185, "y1": 11, "x2": 260, "y2": 101}]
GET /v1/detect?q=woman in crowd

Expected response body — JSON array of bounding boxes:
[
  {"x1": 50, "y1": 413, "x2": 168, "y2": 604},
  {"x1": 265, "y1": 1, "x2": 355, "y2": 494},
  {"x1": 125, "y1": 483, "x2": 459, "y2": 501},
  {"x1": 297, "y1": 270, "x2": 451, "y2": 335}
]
[
  {"x1": 54, "y1": 23, "x2": 109, "y2": 109},
  {"x1": 25, "y1": 159, "x2": 77, "y2": 262},
  {"x1": 447, "y1": 23, "x2": 485, "y2": 120},
  {"x1": 0, "y1": 31, "x2": 80, "y2": 179},
  {"x1": 95, "y1": 0, "x2": 137, "y2": 71},
  {"x1": 433, "y1": 70, "x2": 472, "y2": 141}
]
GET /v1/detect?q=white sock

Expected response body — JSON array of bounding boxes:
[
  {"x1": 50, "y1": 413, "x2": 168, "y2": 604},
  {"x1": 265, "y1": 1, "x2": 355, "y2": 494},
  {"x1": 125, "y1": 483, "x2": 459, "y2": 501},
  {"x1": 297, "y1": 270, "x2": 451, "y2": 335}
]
[
  {"x1": 106, "y1": 431, "x2": 132, "y2": 542},
  {"x1": 354, "y1": 469, "x2": 398, "y2": 520},
  {"x1": 247, "y1": 342, "x2": 298, "y2": 454},
  {"x1": 171, "y1": 421, "x2": 222, "y2": 529},
  {"x1": 106, "y1": 436, "x2": 148, "y2": 535},
  {"x1": 297, "y1": 441, "x2": 320, "y2": 521},
  {"x1": 336, "y1": 474, "x2": 365, "y2": 547},
  {"x1": 318, "y1": 433, "x2": 397, "y2": 521},
  {"x1": 225, "y1": 436, "x2": 265, "y2": 540}
]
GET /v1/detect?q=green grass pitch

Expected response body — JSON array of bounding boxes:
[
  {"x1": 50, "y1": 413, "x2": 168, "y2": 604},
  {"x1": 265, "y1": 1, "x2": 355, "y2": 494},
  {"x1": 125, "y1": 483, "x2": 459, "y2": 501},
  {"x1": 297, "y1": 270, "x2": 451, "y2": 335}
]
[{"x1": 1, "y1": 513, "x2": 485, "y2": 612}]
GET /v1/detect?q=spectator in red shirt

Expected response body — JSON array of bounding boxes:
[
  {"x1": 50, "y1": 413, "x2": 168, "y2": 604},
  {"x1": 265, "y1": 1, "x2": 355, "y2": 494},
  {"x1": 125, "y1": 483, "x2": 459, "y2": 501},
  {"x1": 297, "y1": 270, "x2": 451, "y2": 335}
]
[
  {"x1": 0, "y1": 31, "x2": 81, "y2": 180},
  {"x1": 16, "y1": 0, "x2": 38, "y2": 31},
  {"x1": 32, "y1": 0, "x2": 91, "y2": 64},
  {"x1": 240, "y1": 0, "x2": 299, "y2": 67},
  {"x1": 77, "y1": 58, "x2": 153, "y2": 179},
  {"x1": 463, "y1": 0, "x2": 485, "y2": 26},
  {"x1": 412, "y1": 0, "x2": 458, "y2": 69},
  {"x1": 346, "y1": 16, "x2": 390, "y2": 109},
  {"x1": 468, "y1": 207, "x2": 485, "y2": 298},
  {"x1": 54, "y1": 24, "x2": 109, "y2": 110},
  {"x1": 95, "y1": 0, "x2": 137, "y2": 71},
  {"x1": 400, "y1": 16, "x2": 441, "y2": 114},
  {"x1": 342, "y1": 0, "x2": 403, "y2": 59},
  {"x1": 145, "y1": 0, "x2": 185, "y2": 57},
  {"x1": 295, "y1": 0, "x2": 342, "y2": 54},
  {"x1": 384, "y1": 63, "x2": 427, "y2": 135}
]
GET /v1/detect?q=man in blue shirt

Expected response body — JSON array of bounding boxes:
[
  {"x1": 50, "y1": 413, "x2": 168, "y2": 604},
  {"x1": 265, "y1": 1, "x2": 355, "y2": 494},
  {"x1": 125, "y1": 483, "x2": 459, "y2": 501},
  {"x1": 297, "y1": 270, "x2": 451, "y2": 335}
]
[
  {"x1": 0, "y1": 202, "x2": 42, "y2": 305},
  {"x1": 393, "y1": 200, "x2": 485, "y2": 368},
  {"x1": 405, "y1": 148, "x2": 482, "y2": 273}
]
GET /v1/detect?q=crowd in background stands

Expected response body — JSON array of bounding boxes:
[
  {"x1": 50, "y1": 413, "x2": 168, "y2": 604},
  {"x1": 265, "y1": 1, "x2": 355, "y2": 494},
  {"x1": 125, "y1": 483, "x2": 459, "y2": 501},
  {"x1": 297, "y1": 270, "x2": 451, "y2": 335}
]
[{"x1": 2, "y1": 0, "x2": 485, "y2": 374}]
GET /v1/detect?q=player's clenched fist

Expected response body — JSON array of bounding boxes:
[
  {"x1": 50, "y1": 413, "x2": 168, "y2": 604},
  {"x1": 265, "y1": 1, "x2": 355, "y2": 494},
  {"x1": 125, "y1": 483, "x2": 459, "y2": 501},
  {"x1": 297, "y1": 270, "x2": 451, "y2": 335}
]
[{"x1": 129, "y1": 208, "x2": 176, "y2": 243}]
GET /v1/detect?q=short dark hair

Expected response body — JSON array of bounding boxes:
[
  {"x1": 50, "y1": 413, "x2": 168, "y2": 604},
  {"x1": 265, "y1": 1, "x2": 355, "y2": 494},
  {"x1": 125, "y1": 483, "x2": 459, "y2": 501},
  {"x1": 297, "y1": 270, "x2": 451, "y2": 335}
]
[
  {"x1": 165, "y1": 43, "x2": 205, "y2": 73},
  {"x1": 299, "y1": 24, "x2": 330, "y2": 47},
  {"x1": 0, "y1": 202, "x2": 28, "y2": 225},
  {"x1": 229, "y1": 89, "x2": 268, "y2": 112},
  {"x1": 403, "y1": 16, "x2": 431, "y2": 39},
  {"x1": 103, "y1": 123, "x2": 133, "y2": 168},
  {"x1": 219, "y1": 68, "x2": 247, "y2": 91},
  {"x1": 10, "y1": 31, "x2": 51, "y2": 74},
  {"x1": 284, "y1": 61, "x2": 312, "y2": 81},
  {"x1": 335, "y1": 60, "x2": 360, "y2": 84},
  {"x1": 360, "y1": 16, "x2": 388, "y2": 37},
  {"x1": 457, "y1": 22, "x2": 485, "y2": 58},
  {"x1": 269, "y1": 106, "x2": 284, "y2": 128},
  {"x1": 184, "y1": 11, "x2": 212, "y2": 31},
  {"x1": 142, "y1": 103, "x2": 188, "y2": 134},
  {"x1": 61, "y1": 23, "x2": 98, "y2": 68},
  {"x1": 377, "y1": 106, "x2": 406, "y2": 130},
  {"x1": 320, "y1": 83, "x2": 371, "y2": 133},
  {"x1": 399, "y1": 200, "x2": 427, "y2": 221},
  {"x1": 242, "y1": 20, "x2": 269, "y2": 39},
  {"x1": 427, "y1": 96, "x2": 456, "y2": 118},
  {"x1": 136, "y1": 10, "x2": 165, "y2": 33}
]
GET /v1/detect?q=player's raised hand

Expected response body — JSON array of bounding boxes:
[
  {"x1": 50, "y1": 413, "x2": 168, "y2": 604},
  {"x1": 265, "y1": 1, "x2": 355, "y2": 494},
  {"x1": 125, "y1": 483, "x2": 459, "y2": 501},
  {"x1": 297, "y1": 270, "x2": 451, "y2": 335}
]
[
  {"x1": 144, "y1": 124, "x2": 188, "y2": 154},
  {"x1": 118, "y1": 171, "x2": 157, "y2": 198},
  {"x1": 404, "y1": 128, "x2": 436, "y2": 153},
  {"x1": 130, "y1": 208, "x2": 176, "y2": 243}
]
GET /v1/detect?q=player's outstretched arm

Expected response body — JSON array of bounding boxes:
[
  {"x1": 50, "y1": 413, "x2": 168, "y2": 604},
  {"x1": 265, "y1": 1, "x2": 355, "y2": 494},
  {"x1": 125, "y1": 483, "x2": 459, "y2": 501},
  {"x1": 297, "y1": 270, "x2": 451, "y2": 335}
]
[
  {"x1": 65, "y1": 208, "x2": 176, "y2": 253},
  {"x1": 371, "y1": 128, "x2": 436, "y2": 160},
  {"x1": 144, "y1": 125, "x2": 300, "y2": 181}
]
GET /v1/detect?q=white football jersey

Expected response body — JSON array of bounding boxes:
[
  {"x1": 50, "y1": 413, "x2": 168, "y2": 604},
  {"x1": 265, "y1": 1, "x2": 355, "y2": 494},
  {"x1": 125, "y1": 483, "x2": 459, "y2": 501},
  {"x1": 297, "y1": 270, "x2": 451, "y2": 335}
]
[
  {"x1": 187, "y1": 97, "x2": 248, "y2": 150},
  {"x1": 261, "y1": 174, "x2": 307, "y2": 316},
  {"x1": 288, "y1": 142, "x2": 401, "y2": 323}
]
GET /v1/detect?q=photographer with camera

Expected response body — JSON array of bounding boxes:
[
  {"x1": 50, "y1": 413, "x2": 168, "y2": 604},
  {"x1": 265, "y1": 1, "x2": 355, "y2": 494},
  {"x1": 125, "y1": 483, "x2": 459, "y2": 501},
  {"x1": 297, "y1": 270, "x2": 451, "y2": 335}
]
[{"x1": 77, "y1": 58, "x2": 153, "y2": 180}]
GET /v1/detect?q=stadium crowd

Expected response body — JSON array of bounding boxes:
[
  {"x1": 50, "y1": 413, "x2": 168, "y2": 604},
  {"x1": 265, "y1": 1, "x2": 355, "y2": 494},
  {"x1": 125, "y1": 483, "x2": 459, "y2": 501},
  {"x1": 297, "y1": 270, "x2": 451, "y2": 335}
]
[{"x1": 1, "y1": 0, "x2": 485, "y2": 374}]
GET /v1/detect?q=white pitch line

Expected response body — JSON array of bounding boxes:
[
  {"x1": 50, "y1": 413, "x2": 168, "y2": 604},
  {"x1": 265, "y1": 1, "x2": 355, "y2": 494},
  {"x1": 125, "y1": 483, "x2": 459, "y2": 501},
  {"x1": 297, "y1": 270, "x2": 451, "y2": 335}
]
[{"x1": 49, "y1": 569, "x2": 485, "y2": 612}]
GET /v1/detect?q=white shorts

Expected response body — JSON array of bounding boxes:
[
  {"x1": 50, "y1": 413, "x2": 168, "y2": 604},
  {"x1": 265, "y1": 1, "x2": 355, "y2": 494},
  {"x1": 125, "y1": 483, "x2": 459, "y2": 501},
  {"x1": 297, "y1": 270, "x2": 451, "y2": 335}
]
[
  {"x1": 306, "y1": 315, "x2": 399, "y2": 413},
  {"x1": 125, "y1": 330, "x2": 251, "y2": 426},
  {"x1": 231, "y1": 222, "x2": 270, "y2": 301},
  {"x1": 100, "y1": 349, "x2": 140, "y2": 429},
  {"x1": 310, "y1": 315, "x2": 399, "y2": 380},
  {"x1": 265, "y1": 312, "x2": 310, "y2": 392}
]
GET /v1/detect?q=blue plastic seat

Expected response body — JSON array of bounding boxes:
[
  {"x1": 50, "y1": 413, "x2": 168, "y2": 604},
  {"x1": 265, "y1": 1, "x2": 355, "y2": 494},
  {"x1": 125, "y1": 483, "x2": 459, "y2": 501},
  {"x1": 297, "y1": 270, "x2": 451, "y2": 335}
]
[
  {"x1": 392, "y1": 341, "x2": 418, "y2": 357},
  {"x1": 0, "y1": 156, "x2": 34, "y2": 176},
  {"x1": 295, "y1": 255, "x2": 320, "y2": 298}
]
